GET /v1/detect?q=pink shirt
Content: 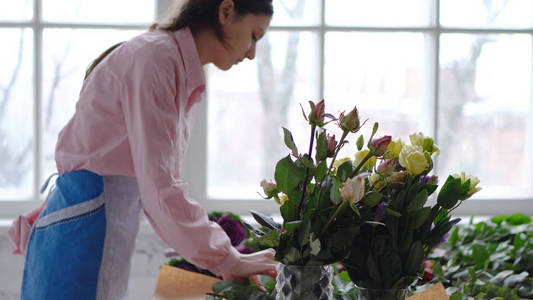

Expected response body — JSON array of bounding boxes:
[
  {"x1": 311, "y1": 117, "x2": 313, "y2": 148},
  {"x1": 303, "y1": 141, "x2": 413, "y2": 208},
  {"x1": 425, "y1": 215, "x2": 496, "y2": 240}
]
[{"x1": 10, "y1": 27, "x2": 239, "y2": 275}]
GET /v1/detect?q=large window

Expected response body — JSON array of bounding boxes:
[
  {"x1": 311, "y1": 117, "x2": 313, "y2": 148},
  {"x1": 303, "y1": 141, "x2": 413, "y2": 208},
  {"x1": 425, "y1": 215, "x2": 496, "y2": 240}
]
[
  {"x1": 1, "y1": 0, "x2": 532, "y2": 217},
  {"x1": 0, "y1": 0, "x2": 155, "y2": 217},
  {"x1": 199, "y1": 0, "x2": 533, "y2": 215}
]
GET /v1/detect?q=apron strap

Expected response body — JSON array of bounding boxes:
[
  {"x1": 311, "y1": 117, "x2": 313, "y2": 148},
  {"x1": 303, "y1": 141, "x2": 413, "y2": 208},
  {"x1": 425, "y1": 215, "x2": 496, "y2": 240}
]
[{"x1": 40, "y1": 173, "x2": 58, "y2": 194}]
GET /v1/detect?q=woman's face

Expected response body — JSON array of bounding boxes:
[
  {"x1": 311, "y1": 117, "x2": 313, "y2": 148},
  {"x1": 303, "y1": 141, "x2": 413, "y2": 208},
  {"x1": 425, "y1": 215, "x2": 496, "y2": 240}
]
[{"x1": 213, "y1": 2, "x2": 271, "y2": 70}]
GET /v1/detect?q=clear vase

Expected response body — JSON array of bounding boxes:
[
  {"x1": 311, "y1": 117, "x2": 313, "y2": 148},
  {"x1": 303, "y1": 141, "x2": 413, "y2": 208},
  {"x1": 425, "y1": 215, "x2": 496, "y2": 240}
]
[
  {"x1": 356, "y1": 287, "x2": 408, "y2": 300},
  {"x1": 275, "y1": 263, "x2": 333, "y2": 300}
]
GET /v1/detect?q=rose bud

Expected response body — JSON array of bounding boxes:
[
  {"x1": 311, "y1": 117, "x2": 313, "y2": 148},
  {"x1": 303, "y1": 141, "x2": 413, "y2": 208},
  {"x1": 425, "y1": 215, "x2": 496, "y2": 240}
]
[
  {"x1": 327, "y1": 134, "x2": 337, "y2": 157},
  {"x1": 369, "y1": 135, "x2": 392, "y2": 156},
  {"x1": 339, "y1": 106, "x2": 360, "y2": 132}
]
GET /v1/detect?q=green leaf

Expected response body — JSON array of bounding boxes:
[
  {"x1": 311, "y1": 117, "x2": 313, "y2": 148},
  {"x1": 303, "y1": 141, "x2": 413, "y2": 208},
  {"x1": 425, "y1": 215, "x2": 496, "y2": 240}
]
[
  {"x1": 385, "y1": 207, "x2": 402, "y2": 217},
  {"x1": 367, "y1": 250, "x2": 381, "y2": 282},
  {"x1": 399, "y1": 229, "x2": 413, "y2": 253},
  {"x1": 472, "y1": 244, "x2": 490, "y2": 269},
  {"x1": 449, "y1": 227, "x2": 459, "y2": 246},
  {"x1": 211, "y1": 280, "x2": 235, "y2": 292},
  {"x1": 310, "y1": 236, "x2": 321, "y2": 256},
  {"x1": 298, "y1": 221, "x2": 311, "y2": 246},
  {"x1": 298, "y1": 155, "x2": 315, "y2": 169},
  {"x1": 405, "y1": 240, "x2": 424, "y2": 275},
  {"x1": 412, "y1": 207, "x2": 431, "y2": 229},
  {"x1": 338, "y1": 270, "x2": 351, "y2": 282},
  {"x1": 437, "y1": 175, "x2": 462, "y2": 209},
  {"x1": 315, "y1": 130, "x2": 328, "y2": 161},
  {"x1": 337, "y1": 160, "x2": 354, "y2": 182},
  {"x1": 330, "y1": 177, "x2": 342, "y2": 205},
  {"x1": 356, "y1": 134, "x2": 364, "y2": 150},
  {"x1": 280, "y1": 201, "x2": 297, "y2": 222},
  {"x1": 314, "y1": 161, "x2": 328, "y2": 182},
  {"x1": 423, "y1": 183, "x2": 438, "y2": 195},
  {"x1": 362, "y1": 191, "x2": 382, "y2": 207},
  {"x1": 350, "y1": 202, "x2": 361, "y2": 217},
  {"x1": 406, "y1": 189, "x2": 428, "y2": 213},
  {"x1": 284, "y1": 220, "x2": 302, "y2": 233},
  {"x1": 506, "y1": 214, "x2": 532, "y2": 225},
  {"x1": 282, "y1": 127, "x2": 299, "y2": 157},
  {"x1": 274, "y1": 155, "x2": 305, "y2": 193},
  {"x1": 250, "y1": 210, "x2": 281, "y2": 231}
]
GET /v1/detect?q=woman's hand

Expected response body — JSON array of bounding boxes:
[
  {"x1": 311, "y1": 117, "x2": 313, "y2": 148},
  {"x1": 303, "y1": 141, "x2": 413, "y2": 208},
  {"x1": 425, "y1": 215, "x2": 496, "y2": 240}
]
[{"x1": 222, "y1": 248, "x2": 277, "y2": 290}]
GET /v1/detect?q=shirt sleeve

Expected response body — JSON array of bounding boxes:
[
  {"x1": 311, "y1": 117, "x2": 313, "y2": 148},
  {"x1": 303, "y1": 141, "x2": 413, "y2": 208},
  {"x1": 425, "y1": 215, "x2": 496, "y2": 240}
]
[{"x1": 117, "y1": 46, "x2": 239, "y2": 276}]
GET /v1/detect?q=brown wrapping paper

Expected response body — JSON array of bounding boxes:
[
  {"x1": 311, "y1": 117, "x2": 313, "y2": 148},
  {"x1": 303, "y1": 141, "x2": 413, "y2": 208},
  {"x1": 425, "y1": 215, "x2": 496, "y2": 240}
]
[
  {"x1": 407, "y1": 282, "x2": 449, "y2": 300},
  {"x1": 152, "y1": 265, "x2": 449, "y2": 300},
  {"x1": 152, "y1": 265, "x2": 220, "y2": 300}
]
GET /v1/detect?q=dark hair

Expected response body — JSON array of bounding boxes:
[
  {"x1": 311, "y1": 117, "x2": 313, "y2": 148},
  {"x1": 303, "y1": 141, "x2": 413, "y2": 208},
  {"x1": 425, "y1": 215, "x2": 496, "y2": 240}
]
[{"x1": 85, "y1": 0, "x2": 273, "y2": 80}]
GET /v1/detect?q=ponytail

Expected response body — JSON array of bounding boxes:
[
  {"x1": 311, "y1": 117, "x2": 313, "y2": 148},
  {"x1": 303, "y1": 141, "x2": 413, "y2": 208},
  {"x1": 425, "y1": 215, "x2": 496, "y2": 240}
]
[{"x1": 84, "y1": 42, "x2": 124, "y2": 80}]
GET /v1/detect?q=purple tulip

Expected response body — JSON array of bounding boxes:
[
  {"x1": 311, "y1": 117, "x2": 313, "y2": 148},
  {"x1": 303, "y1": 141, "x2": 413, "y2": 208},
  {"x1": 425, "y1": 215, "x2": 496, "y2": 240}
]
[
  {"x1": 433, "y1": 231, "x2": 451, "y2": 248},
  {"x1": 236, "y1": 245, "x2": 256, "y2": 254},
  {"x1": 174, "y1": 263, "x2": 197, "y2": 272},
  {"x1": 375, "y1": 202, "x2": 387, "y2": 221},
  {"x1": 218, "y1": 214, "x2": 248, "y2": 246}
]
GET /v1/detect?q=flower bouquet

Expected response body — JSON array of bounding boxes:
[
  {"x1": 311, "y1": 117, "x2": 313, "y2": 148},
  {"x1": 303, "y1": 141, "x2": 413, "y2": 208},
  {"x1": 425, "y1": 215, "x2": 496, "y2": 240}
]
[{"x1": 254, "y1": 99, "x2": 481, "y2": 299}]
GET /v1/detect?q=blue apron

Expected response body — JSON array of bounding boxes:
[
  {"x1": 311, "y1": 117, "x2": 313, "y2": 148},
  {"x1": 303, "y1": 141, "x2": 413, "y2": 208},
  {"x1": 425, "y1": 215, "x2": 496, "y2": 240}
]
[{"x1": 21, "y1": 170, "x2": 141, "y2": 300}]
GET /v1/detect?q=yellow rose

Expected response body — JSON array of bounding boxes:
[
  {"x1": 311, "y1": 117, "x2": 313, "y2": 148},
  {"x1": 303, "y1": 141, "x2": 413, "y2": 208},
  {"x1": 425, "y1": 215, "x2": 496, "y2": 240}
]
[
  {"x1": 453, "y1": 172, "x2": 482, "y2": 198},
  {"x1": 399, "y1": 145, "x2": 429, "y2": 176},
  {"x1": 333, "y1": 157, "x2": 351, "y2": 172},
  {"x1": 386, "y1": 138, "x2": 404, "y2": 158},
  {"x1": 368, "y1": 172, "x2": 380, "y2": 185},
  {"x1": 354, "y1": 150, "x2": 376, "y2": 170},
  {"x1": 409, "y1": 132, "x2": 439, "y2": 155},
  {"x1": 409, "y1": 132, "x2": 424, "y2": 147}
]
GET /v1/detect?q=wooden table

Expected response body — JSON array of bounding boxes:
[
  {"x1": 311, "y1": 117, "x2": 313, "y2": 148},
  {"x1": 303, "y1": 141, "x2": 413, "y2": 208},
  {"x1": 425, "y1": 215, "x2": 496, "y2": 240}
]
[{"x1": 152, "y1": 265, "x2": 449, "y2": 300}]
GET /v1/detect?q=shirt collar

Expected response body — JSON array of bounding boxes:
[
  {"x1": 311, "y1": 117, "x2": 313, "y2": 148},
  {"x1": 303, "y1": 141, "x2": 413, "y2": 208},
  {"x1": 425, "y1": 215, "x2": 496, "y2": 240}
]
[{"x1": 172, "y1": 27, "x2": 206, "y2": 105}]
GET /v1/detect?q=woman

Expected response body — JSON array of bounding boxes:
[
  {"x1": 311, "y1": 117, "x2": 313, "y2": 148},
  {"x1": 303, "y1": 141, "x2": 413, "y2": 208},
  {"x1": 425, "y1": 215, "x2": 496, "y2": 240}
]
[{"x1": 9, "y1": 0, "x2": 276, "y2": 299}]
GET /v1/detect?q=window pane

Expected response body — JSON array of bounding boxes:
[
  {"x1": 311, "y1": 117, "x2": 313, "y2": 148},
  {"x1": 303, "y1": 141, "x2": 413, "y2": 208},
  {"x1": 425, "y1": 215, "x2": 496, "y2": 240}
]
[
  {"x1": 441, "y1": 0, "x2": 533, "y2": 28},
  {"x1": 42, "y1": 29, "x2": 143, "y2": 178},
  {"x1": 0, "y1": 0, "x2": 32, "y2": 21},
  {"x1": 0, "y1": 29, "x2": 34, "y2": 199},
  {"x1": 42, "y1": 0, "x2": 155, "y2": 24},
  {"x1": 326, "y1": 0, "x2": 431, "y2": 27},
  {"x1": 325, "y1": 32, "x2": 428, "y2": 159},
  {"x1": 271, "y1": 0, "x2": 321, "y2": 26},
  {"x1": 207, "y1": 32, "x2": 320, "y2": 199},
  {"x1": 438, "y1": 34, "x2": 532, "y2": 199}
]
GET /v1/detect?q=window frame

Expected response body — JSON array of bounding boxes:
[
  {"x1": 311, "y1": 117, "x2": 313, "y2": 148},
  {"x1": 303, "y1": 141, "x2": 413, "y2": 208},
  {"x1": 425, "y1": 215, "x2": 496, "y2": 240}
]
[
  {"x1": 1, "y1": 0, "x2": 532, "y2": 218},
  {"x1": 0, "y1": 0, "x2": 158, "y2": 218},
  {"x1": 187, "y1": 0, "x2": 533, "y2": 216}
]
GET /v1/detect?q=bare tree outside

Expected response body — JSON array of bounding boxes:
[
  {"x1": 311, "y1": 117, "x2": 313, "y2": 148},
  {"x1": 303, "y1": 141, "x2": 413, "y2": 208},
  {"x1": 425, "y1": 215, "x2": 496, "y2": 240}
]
[
  {"x1": 257, "y1": 0, "x2": 305, "y2": 178},
  {"x1": 0, "y1": 29, "x2": 32, "y2": 189},
  {"x1": 437, "y1": 0, "x2": 526, "y2": 189}
]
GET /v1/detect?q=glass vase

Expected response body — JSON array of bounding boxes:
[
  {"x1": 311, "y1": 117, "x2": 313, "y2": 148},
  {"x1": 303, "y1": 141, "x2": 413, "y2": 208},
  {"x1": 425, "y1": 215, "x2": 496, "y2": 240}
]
[
  {"x1": 275, "y1": 263, "x2": 333, "y2": 300},
  {"x1": 356, "y1": 287, "x2": 408, "y2": 300}
]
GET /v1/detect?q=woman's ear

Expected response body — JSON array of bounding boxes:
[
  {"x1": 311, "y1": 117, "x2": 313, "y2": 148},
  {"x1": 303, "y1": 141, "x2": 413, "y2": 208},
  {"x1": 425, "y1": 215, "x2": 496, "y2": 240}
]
[{"x1": 218, "y1": 0, "x2": 235, "y2": 25}]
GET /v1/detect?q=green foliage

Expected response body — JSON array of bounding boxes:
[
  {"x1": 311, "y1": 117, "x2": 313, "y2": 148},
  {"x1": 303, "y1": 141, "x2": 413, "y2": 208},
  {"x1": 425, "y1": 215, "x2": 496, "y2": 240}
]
[
  {"x1": 424, "y1": 215, "x2": 533, "y2": 299},
  {"x1": 206, "y1": 279, "x2": 275, "y2": 300}
]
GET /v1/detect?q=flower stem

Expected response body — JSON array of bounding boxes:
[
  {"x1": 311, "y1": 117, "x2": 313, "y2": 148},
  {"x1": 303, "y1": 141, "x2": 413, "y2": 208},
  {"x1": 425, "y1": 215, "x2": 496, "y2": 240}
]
[
  {"x1": 327, "y1": 130, "x2": 349, "y2": 174},
  {"x1": 320, "y1": 200, "x2": 347, "y2": 237},
  {"x1": 350, "y1": 152, "x2": 374, "y2": 178},
  {"x1": 313, "y1": 130, "x2": 349, "y2": 200},
  {"x1": 296, "y1": 125, "x2": 317, "y2": 218}
]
